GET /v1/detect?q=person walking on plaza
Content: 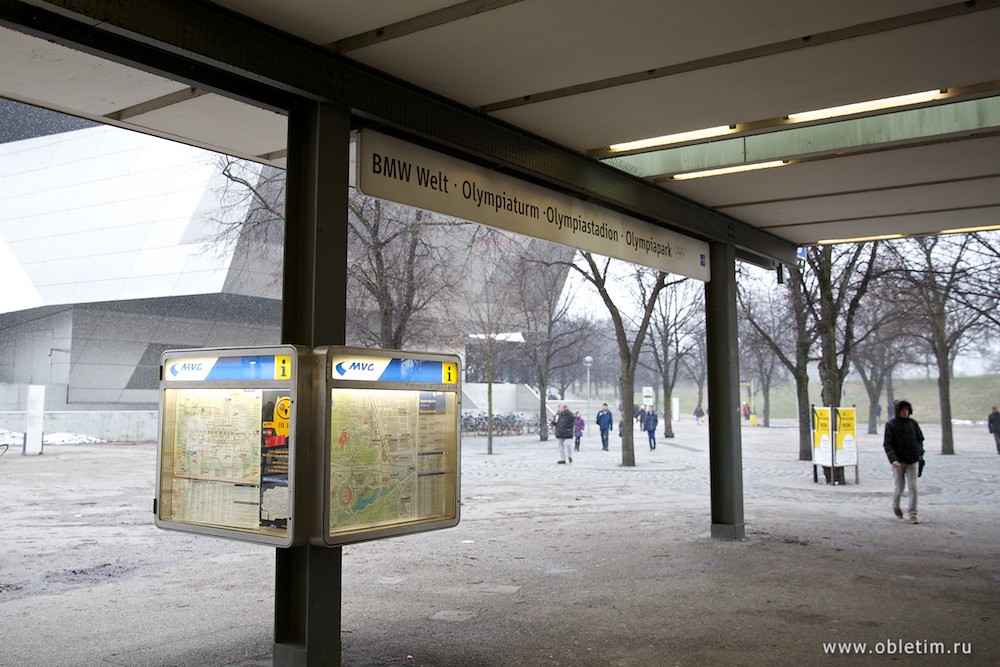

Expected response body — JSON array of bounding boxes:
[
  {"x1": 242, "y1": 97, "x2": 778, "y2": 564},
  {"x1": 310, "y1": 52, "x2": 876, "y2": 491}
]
[
  {"x1": 883, "y1": 399, "x2": 924, "y2": 524},
  {"x1": 643, "y1": 404, "x2": 658, "y2": 450},
  {"x1": 989, "y1": 406, "x2": 1000, "y2": 455},
  {"x1": 596, "y1": 403, "x2": 613, "y2": 451},
  {"x1": 551, "y1": 403, "x2": 575, "y2": 464},
  {"x1": 694, "y1": 405, "x2": 705, "y2": 425},
  {"x1": 573, "y1": 411, "x2": 585, "y2": 451}
]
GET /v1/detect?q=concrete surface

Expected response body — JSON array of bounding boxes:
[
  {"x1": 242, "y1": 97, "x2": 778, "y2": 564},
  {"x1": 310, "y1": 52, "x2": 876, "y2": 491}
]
[{"x1": 0, "y1": 419, "x2": 997, "y2": 666}]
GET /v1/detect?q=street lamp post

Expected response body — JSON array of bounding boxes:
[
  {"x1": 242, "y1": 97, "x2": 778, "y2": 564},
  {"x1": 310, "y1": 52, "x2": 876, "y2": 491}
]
[{"x1": 583, "y1": 355, "x2": 593, "y2": 433}]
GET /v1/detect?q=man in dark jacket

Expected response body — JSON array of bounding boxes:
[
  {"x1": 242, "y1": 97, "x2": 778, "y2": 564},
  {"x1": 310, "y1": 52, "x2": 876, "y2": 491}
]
[
  {"x1": 883, "y1": 399, "x2": 924, "y2": 524},
  {"x1": 643, "y1": 405, "x2": 658, "y2": 450},
  {"x1": 595, "y1": 403, "x2": 613, "y2": 451},
  {"x1": 988, "y1": 406, "x2": 1000, "y2": 455},
  {"x1": 551, "y1": 403, "x2": 576, "y2": 464}
]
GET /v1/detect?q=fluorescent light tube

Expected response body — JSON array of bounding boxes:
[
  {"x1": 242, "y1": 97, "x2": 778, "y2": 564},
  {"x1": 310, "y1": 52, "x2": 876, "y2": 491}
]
[
  {"x1": 609, "y1": 125, "x2": 734, "y2": 152},
  {"x1": 671, "y1": 160, "x2": 786, "y2": 180},
  {"x1": 788, "y1": 90, "x2": 944, "y2": 123}
]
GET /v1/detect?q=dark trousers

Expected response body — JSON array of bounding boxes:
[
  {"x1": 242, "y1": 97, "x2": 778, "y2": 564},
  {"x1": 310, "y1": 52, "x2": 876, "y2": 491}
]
[
  {"x1": 600, "y1": 428, "x2": 609, "y2": 449},
  {"x1": 647, "y1": 429, "x2": 656, "y2": 449}
]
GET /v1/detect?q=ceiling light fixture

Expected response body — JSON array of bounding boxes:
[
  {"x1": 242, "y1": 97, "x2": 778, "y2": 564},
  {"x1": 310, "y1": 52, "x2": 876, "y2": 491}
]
[
  {"x1": 670, "y1": 160, "x2": 787, "y2": 181},
  {"x1": 938, "y1": 224, "x2": 1000, "y2": 234},
  {"x1": 609, "y1": 125, "x2": 735, "y2": 152},
  {"x1": 787, "y1": 89, "x2": 946, "y2": 123},
  {"x1": 816, "y1": 233, "x2": 903, "y2": 245}
]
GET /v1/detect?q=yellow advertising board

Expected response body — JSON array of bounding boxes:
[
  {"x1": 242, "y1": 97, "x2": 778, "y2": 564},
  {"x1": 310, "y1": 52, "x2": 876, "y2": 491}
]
[
  {"x1": 812, "y1": 406, "x2": 832, "y2": 467},
  {"x1": 835, "y1": 407, "x2": 858, "y2": 466}
]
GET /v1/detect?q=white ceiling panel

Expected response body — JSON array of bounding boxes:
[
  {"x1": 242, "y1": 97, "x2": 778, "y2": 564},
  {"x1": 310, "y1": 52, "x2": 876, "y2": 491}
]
[
  {"x1": 666, "y1": 135, "x2": 1000, "y2": 207},
  {"x1": 489, "y1": 9, "x2": 1000, "y2": 151},
  {"x1": 722, "y1": 176, "x2": 1000, "y2": 227},
  {"x1": 345, "y1": 0, "x2": 953, "y2": 107},
  {"x1": 126, "y1": 94, "x2": 287, "y2": 163},
  {"x1": 763, "y1": 207, "x2": 1000, "y2": 246},
  {"x1": 1, "y1": 0, "x2": 998, "y2": 250},
  {"x1": 212, "y1": 0, "x2": 460, "y2": 45},
  {"x1": 0, "y1": 26, "x2": 188, "y2": 117}
]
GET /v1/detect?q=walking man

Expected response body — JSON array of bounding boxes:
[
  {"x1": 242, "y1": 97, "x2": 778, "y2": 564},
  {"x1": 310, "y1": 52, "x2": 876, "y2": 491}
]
[
  {"x1": 883, "y1": 399, "x2": 924, "y2": 524},
  {"x1": 596, "y1": 403, "x2": 613, "y2": 451},
  {"x1": 989, "y1": 406, "x2": 1000, "y2": 455}
]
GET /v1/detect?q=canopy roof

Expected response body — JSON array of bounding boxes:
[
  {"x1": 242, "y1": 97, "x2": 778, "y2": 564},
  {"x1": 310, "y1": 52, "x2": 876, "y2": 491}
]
[{"x1": 2, "y1": 1, "x2": 998, "y2": 265}]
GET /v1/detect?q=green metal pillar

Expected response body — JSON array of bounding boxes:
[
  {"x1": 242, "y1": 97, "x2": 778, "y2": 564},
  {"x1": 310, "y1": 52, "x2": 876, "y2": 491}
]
[
  {"x1": 705, "y1": 241, "x2": 746, "y2": 540},
  {"x1": 274, "y1": 101, "x2": 350, "y2": 665}
]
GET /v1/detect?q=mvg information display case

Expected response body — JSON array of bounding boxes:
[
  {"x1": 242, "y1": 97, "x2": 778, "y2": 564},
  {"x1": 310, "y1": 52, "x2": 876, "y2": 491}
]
[
  {"x1": 155, "y1": 346, "x2": 309, "y2": 547},
  {"x1": 314, "y1": 346, "x2": 461, "y2": 546}
]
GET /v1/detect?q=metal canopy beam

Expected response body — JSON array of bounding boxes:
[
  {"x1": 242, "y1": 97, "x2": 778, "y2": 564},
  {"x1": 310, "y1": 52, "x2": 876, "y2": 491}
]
[{"x1": 1, "y1": 0, "x2": 797, "y2": 266}]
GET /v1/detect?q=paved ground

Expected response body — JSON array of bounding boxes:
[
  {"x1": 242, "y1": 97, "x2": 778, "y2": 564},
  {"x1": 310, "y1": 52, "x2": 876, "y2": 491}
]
[{"x1": 0, "y1": 419, "x2": 997, "y2": 666}]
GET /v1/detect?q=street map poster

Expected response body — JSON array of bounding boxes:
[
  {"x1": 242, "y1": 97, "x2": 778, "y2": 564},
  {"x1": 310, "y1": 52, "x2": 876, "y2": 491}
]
[
  {"x1": 327, "y1": 388, "x2": 458, "y2": 543},
  {"x1": 159, "y1": 388, "x2": 291, "y2": 539}
]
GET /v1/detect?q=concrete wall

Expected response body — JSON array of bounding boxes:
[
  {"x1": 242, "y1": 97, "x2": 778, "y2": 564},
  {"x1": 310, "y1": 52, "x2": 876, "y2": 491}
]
[
  {"x1": 463, "y1": 383, "x2": 552, "y2": 416},
  {"x1": 0, "y1": 409, "x2": 158, "y2": 442}
]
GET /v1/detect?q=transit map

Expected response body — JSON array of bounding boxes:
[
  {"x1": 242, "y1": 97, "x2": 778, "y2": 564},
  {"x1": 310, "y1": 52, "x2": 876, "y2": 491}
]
[{"x1": 328, "y1": 388, "x2": 455, "y2": 536}]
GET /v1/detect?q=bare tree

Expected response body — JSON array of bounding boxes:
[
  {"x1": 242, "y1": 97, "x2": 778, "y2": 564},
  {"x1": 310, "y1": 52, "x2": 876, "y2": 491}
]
[
  {"x1": 346, "y1": 191, "x2": 469, "y2": 349},
  {"x1": 886, "y1": 235, "x2": 996, "y2": 454},
  {"x1": 463, "y1": 229, "x2": 523, "y2": 455},
  {"x1": 849, "y1": 265, "x2": 916, "y2": 434},
  {"x1": 680, "y1": 321, "x2": 708, "y2": 416},
  {"x1": 645, "y1": 279, "x2": 701, "y2": 437},
  {"x1": 738, "y1": 313, "x2": 786, "y2": 428},
  {"x1": 960, "y1": 231, "x2": 1000, "y2": 329},
  {"x1": 806, "y1": 243, "x2": 881, "y2": 411},
  {"x1": 739, "y1": 262, "x2": 815, "y2": 460},
  {"x1": 206, "y1": 159, "x2": 469, "y2": 350},
  {"x1": 565, "y1": 253, "x2": 668, "y2": 466},
  {"x1": 502, "y1": 237, "x2": 581, "y2": 440}
]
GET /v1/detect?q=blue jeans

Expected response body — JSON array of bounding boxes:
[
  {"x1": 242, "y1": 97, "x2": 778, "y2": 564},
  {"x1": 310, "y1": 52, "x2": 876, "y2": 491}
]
[
  {"x1": 647, "y1": 429, "x2": 655, "y2": 448},
  {"x1": 600, "y1": 428, "x2": 609, "y2": 449}
]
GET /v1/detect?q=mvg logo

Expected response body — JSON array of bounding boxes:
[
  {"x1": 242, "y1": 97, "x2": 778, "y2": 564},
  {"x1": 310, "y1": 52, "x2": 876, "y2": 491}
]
[
  {"x1": 332, "y1": 357, "x2": 389, "y2": 380},
  {"x1": 164, "y1": 357, "x2": 216, "y2": 381},
  {"x1": 169, "y1": 362, "x2": 203, "y2": 377}
]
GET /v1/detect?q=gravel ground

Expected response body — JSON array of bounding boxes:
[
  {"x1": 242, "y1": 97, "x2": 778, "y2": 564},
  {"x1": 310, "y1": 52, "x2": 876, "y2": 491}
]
[{"x1": 0, "y1": 419, "x2": 997, "y2": 666}]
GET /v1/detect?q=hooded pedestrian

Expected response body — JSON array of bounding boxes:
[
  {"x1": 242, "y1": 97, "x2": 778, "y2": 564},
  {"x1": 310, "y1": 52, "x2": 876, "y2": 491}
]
[{"x1": 883, "y1": 399, "x2": 924, "y2": 524}]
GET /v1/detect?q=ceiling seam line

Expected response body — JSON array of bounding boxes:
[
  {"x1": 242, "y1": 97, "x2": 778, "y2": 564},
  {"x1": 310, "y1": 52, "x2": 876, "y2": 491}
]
[
  {"x1": 328, "y1": 0, "x2": 526, "y2": 53},
  {"x1": 715, "y1": 174, "x2": 1000, "y2": 210},
  {"x1": 646, "y1": 129, "x2": 1000, "y2": 182},
  {"x1": 479, "y1": 0, "x2": 1000, "y2": 113},
  {"x1": 105, "y1": 87, "x2": 207, "y2": 121},
  {"x1": 761, "y1": 203, "x2": 1000, "y2": 229}
]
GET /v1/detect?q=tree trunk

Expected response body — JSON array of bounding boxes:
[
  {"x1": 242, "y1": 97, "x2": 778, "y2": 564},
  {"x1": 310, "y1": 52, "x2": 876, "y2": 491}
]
[
  {"x1": 795, "y1": 368, "x2": 812, "y2": 461},
  {"x1": 760, "y1": 377, "x2": 771, "y2": 428},
  {"x1": 487, "y1": 378, "x2": 494, "y2": 455},
  {"x1": 661, "y1": 381, "x2": 674, "y2": 438},
  {"x1": 619, "y1": 375, "x2": 635, "y2": 466},
  {"x1": 536, "y1": 371, "x2": 549, "y2": 441},
  {"x1": 937, "y1": 359, "x2": 955, "y2": 455},
  {"x1": 886, "y1": 372, "x2": 895, "y2": 417}
]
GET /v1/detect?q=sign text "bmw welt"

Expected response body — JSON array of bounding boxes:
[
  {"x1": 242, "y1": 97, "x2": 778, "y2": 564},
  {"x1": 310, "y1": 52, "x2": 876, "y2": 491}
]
[{"x1": 355, "y1": 131, "x2": 710, "y2": 281}]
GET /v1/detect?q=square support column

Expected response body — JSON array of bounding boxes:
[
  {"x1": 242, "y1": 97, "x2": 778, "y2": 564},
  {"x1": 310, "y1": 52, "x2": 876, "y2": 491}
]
[
  {"x1": 274, "y1": 101, "x2": 350, "y2": 665},
  {"x1": 705, "y1": 241, "x2": 745, "y2": 540}
]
